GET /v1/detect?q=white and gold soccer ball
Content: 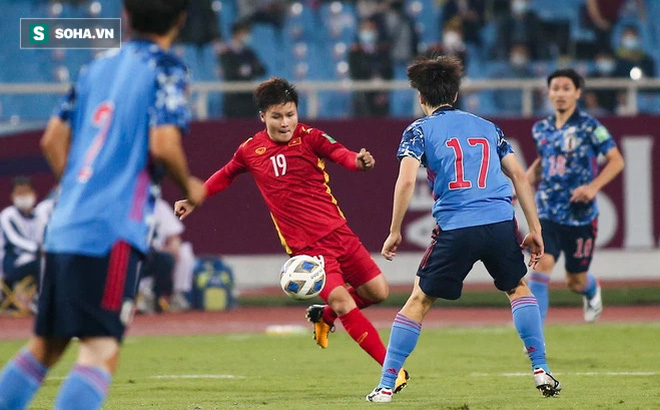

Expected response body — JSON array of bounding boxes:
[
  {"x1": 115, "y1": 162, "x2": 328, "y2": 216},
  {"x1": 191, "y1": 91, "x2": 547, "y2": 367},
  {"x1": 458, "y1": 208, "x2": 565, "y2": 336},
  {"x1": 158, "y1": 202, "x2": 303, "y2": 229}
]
[{"x1": 279, "y1": 255, "x2": 326, "y2": 300}]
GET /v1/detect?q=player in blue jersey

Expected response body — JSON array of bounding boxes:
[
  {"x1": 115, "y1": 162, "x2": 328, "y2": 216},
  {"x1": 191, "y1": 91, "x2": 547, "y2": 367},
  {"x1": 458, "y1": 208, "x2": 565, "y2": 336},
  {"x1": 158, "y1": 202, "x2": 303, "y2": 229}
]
[
  {"x1": 366, "y1": 56, "x2": 560, "y2": 403},
  {"x1": 525, "y1": 69, "x2": 624, "y2": 324},
  {"x1": 0, "y1": 1, "x2": 206, "y2": 409}
]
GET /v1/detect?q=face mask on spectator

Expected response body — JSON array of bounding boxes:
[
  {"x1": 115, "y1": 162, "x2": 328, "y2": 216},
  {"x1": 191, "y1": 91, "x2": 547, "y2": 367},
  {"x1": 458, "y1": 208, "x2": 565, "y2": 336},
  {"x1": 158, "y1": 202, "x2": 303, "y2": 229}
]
[
  {"x1": 442, "y1": 31, "x2": 462, "y2": 49},
  {"x1": 510, "y1": 52, "x2": 528, "y2": 68},
  {"x1": 242, "y1": 34, "x2": 252, "y2": 46},
  {"x1": 359, "y1": 30, "x2": 377, "y2": 46},
  {"x1": 512, "y1": 0, "x2": 529, "y2": 15},
  {"x1": 596, "y1": 58, "x2": 616, "y2": 74},
  {"x1": 13, "y1": 194, "x2": 36, "y2": 212},
  {"x1": 621, "y1": 35, "x2": 640, "y2": 51}
]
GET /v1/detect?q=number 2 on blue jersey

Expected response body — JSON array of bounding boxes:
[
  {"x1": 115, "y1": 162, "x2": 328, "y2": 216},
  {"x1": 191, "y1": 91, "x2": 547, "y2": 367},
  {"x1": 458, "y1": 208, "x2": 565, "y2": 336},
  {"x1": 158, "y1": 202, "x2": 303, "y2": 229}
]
[
  {"x1": 446, "y1": 137, "x2": 490, "y2": 190},
  {"x1": 78, "y1": 101, "x2": 114, "y2": 183}
]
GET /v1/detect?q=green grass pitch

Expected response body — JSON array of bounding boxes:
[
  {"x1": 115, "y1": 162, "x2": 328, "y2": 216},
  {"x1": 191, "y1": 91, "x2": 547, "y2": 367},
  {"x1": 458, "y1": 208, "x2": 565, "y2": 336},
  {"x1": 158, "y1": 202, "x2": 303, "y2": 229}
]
[{"x1": 1, "y1": 322, "x2": 659, "y2": 409}]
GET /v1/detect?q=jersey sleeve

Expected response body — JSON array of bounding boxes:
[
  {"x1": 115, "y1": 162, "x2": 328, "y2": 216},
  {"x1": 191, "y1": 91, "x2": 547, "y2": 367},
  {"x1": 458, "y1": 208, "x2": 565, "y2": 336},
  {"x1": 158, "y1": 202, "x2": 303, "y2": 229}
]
[
  {"x1": 397, "y1": 124, "x2": 425, "y2": 163},
  {"x1": 587, "y1": 119, "x2": 617, "y2": 156},
  {"x1": 204, "y1": 143, "x2": 249, "y2": 198},
  {"x1": 149, "y1": 62, "x2": 191, "y2": 134},
  {"x1": 495, "y1": 126, "x2": 514, "y2": 160},
  {"x1": 309, "y1": 129, "x2": 359, "y2": 171}
]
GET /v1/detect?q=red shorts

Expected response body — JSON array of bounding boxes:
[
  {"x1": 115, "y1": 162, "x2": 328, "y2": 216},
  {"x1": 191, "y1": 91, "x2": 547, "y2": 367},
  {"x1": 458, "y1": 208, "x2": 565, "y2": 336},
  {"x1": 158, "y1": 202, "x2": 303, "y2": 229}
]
[{"x1": 296, "y1": 224, "x2": 381, "y2": 301}]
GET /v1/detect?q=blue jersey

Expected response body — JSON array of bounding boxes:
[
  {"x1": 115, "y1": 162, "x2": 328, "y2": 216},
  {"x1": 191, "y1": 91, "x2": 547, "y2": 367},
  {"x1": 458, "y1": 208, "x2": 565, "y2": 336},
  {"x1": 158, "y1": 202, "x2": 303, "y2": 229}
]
[
  {"x1": 44, "y1": 40, "x2": 190, "y2": 256},
  {"x1": 398, "y1": 107, "x2": 515, "y2": 230},
  {"x1": 532, "y1": 110, "x2": 616, "y2": 226}
]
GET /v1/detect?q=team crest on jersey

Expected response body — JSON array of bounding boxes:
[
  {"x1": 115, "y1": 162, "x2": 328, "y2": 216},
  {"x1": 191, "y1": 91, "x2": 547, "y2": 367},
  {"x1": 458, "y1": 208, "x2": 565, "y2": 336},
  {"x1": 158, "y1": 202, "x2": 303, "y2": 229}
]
[
  {"x1": 255, "y1": 147, "x2": 267, "y2": 155},
  {"x1": 562, "y1": 127, "x2": 579, "y2": 152},
  {"x1": 288, "y1": 137, "x2": 302, "y2": 146}
]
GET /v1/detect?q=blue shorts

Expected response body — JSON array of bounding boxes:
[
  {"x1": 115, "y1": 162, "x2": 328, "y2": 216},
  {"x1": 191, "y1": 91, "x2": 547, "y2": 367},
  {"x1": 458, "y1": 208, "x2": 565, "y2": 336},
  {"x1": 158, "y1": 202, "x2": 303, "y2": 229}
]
[
  {"x1": 35, "y1": 241, "x2": 143, "y2": 341},
  {"x1": 541, "y1": 219, "x2": 598, "y2": 274},
  {"x1": 417, "y1": 220, "x2": 527, "y2": 300}
]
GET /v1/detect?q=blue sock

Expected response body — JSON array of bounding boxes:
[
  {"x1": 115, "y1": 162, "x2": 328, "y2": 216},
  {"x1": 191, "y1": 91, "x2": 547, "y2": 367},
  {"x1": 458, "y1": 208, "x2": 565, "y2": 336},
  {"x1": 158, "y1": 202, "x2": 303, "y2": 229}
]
[
  {"x1": 511, "y1": 295, "x2": 550, "y2": 373},
  {"x1": 528, "y1": 272, "x2": 550, "y2": 322},
  {"x1": 0, "y1": 349, "x2": 48, "y2": 410},
  {"x1": 55, "y1": 365, "x2": 111, "y2": 410},
  {"x1": 378, "y1": 312, "x2": 421, "y2": 389},
  {"x1": 580, "y1": 273, "x2": 598, "y2": 299}
]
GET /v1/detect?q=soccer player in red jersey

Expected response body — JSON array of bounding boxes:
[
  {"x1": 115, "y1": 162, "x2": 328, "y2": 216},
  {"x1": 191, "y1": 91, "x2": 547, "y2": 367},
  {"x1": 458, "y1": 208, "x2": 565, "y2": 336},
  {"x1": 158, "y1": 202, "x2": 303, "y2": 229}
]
[{"x1": 175, "y1": 77, "x2": 409, "y2": 392}]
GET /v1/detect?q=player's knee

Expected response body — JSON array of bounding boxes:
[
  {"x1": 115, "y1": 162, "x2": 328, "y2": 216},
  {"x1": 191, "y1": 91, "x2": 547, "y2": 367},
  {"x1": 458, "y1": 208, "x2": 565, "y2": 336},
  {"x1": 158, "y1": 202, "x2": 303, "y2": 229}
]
[
  {"x1": 77, "y1": 337, "x2": 120, "y2": 373},
  {"x1": 566, "y1": 276, "x2": 585, "y2": 292},
  {"x1": 407, "y1": 291, "x2": 434, "y2": 313},
  {"x1": 327, "y1": 291, "x2": 358, "y2": 316},
  {"x1": 535, "y1": 255, "x2": 555, "y2": 273},
  {"x1": 361, "y1": 284, "x2": 389, "y2": 304},
  {"x1": 27, "y1": 337, "x2": 70, "y2": 367}
]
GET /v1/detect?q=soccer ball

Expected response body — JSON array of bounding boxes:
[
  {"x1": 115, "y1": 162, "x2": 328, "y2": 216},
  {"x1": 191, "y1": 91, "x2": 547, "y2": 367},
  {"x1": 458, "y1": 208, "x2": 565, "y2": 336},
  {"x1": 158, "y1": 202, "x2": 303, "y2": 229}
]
[{"x1": 279, "y1": 255, "x2": 326, "y2": 300}]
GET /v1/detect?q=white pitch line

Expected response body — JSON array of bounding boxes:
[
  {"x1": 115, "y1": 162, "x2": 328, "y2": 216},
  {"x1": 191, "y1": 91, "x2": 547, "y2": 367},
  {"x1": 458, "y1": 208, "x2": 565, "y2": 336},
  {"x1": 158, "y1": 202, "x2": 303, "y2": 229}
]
[
  {"x1": 150, "y1": 374, "x2": 246, "y2": 379},
  {"x1": 471, "y1": 372, "x2": 659, "y2": 377}
]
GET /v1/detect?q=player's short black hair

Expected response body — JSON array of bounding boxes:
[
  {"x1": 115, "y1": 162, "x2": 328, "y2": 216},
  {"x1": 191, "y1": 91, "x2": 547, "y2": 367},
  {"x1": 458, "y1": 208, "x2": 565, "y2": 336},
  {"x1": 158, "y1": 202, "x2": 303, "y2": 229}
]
[
  {"x1": 407, "y1": 55, "x2": 463, "y2": 107},
  {"x1": 547, "y1": 68, "x2": 584, "y2": 90},
  {"x1": 11, "y1": 176, "x2": 33, "y2": 190},
  {"x1": 123, "y1": 0, "x2": 189, "y2": 36},
  {"x1": 254, "y1": 78, "x2": 299, "y2": 112}
]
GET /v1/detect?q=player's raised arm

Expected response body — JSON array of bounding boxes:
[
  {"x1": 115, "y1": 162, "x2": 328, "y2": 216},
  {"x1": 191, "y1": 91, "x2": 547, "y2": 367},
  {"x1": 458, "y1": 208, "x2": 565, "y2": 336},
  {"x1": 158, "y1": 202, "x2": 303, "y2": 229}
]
[
  {"x1": 501, "y1": 153, "x2": 544, "y2": 268},
  {"x1": 382, "y1": 156, "x2": 420, "y2": 261},
  {"x1": 175, "y1": 146, "x2": 249, "y2": 220},
  {"x1": 40, "y1": 117, "x2": 72, "y2": 181}
]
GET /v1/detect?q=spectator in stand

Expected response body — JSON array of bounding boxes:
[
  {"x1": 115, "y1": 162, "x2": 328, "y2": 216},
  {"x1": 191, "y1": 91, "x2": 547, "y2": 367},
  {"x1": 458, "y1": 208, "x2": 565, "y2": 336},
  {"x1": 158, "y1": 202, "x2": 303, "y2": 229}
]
[
  {"x1": 614, "y1": 25, "x2": 655, "y2": 79},
  {"x1": 219, "y1": 20, "x2": 267, "y2": 118},
  {"x1": 237, "y1": 0, "x2": 290, "y2": 33},
  {"x1": 441, "y1": 0, "x2": 485, "y2": 48},
  {"x1": 589, "y1": 50, "x2": 622, "y2": 113},
  {"x1": 348, "y1": 18, "x2": 394, "y2": 116},
  {"x1": 492, "y1": 0, "x2": 542, "y2": 60},
  {"x1": 382, "y1": 0, "x2": 420, "y2": 116},
  {"x1": 425, "y1": 18, "x2": 468, "y2": 69},
  {"x1": 583, "y1": 91, "x2": 610, "y2": 117},
  {"x1": 178, "y1": 0, "x2": 222, "y2": 50},
  {"x1": 585, "y1": 0, "x2": 647, "y2": 54},
  {"x1": 491, "y1": 43, "x2": 536, "y2": 116},
  {"x1": 383, "y1": 0, "x2": 419, "y2": 66}
]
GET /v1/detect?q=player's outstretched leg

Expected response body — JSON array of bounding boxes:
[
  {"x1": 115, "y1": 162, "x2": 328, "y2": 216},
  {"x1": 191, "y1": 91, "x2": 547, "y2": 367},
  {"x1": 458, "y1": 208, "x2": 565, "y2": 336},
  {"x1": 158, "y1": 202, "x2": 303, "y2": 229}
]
[
  {"x1": 308, "y1": 282, "x2": 383, "y2": 349},
  {"x1": 509, "y1": 289, "x2": 561, "y2": 397},
  {"x1": 366, "y1": 312, "x2": 421, "y2": 402}
]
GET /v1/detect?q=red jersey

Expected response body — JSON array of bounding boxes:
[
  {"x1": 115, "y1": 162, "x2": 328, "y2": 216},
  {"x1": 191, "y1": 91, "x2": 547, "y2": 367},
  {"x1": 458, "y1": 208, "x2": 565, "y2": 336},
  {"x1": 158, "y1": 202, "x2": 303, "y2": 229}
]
[{"x1": 204, "y1": 123, "x2": 360, "y2": 254}]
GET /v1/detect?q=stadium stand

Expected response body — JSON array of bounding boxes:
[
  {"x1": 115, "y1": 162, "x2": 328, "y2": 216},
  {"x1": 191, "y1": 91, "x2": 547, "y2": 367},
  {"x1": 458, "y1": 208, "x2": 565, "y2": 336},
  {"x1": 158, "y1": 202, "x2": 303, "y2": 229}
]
[{"x1": 0, "y1": 0, "x2": 658, "y2": 121}]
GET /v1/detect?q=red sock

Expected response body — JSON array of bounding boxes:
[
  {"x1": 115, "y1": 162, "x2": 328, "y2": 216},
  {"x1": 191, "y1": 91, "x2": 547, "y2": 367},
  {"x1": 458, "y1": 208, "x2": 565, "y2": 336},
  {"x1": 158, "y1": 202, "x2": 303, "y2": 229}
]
[
  {"x1": 322, "y1": 286, "x2": 377, "y2": 325},
  {"x1": 339, "y1": 307, "x2": 386, "y2": 365}
]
